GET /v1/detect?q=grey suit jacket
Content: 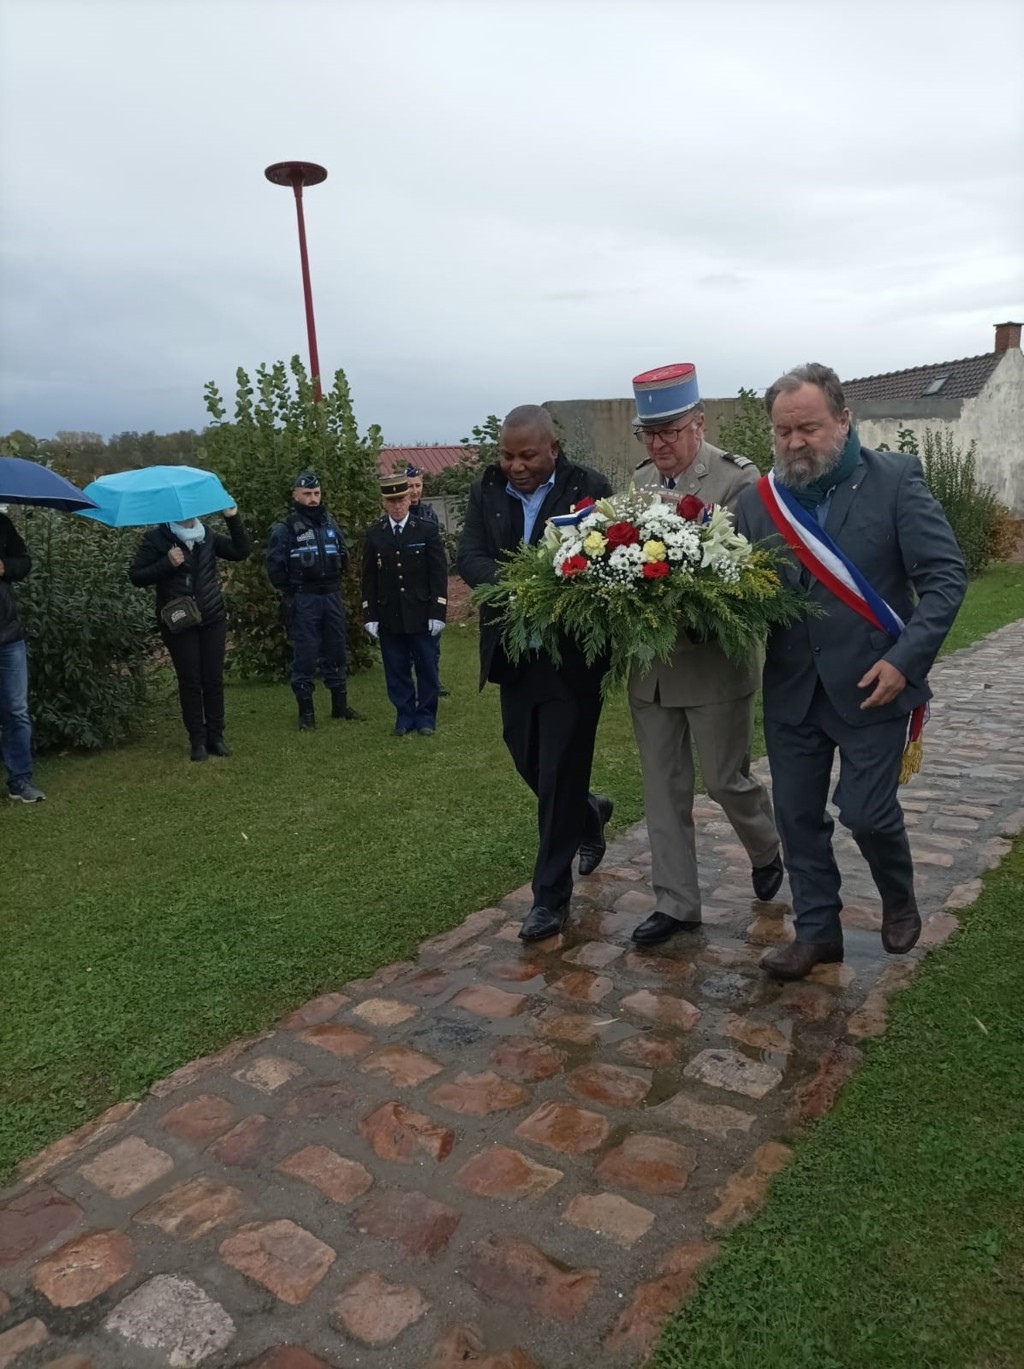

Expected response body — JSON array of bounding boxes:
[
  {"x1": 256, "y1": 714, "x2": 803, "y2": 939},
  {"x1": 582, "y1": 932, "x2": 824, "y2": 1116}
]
[
  {"x1": 629, "y1": 440, "x2": 763, "y2": 707},
  {"x1": 733, "y1": 448, "x2": 967, "y2": 728}
]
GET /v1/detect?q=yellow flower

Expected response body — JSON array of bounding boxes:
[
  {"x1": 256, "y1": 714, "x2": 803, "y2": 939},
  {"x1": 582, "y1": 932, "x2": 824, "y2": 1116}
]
[
  {"x1": 583, "y1": 530, "x2": 608, "y2": 557},
  {"x1": 642, "y1": 539, "x2": 667, "y2": 563}
]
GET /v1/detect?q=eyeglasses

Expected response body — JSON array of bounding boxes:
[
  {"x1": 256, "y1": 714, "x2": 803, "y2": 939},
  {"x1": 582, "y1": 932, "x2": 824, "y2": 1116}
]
[{"x1": 634, "y1": 416, "x2": 700, "y2": 446}]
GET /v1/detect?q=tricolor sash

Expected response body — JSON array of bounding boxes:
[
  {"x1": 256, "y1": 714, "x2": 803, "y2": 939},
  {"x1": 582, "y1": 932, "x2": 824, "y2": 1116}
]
[{"x1": 758, "y1": 471, "x2": 926, "y2": 782}]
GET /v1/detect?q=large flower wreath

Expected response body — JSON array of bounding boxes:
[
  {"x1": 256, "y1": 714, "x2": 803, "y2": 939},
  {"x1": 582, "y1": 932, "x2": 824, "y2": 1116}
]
[{"x1": 472, "y1": 487, "x2": 812, "y2": 691}]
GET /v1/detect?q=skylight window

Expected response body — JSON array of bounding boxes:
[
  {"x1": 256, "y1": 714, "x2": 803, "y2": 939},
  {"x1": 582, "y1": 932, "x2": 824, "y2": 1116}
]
[{"x1": 922, "y1": 375, "x2": 948, "y2": 395}]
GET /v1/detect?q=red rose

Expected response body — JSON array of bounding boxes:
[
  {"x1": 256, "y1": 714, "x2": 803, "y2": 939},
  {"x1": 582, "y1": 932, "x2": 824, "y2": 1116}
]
[
  {"x1": 642, "y1": 560, "x2": 670, "y2": 580},
  {"x1": 677, "y1": 495, "x2": 705, "y2": 522},
  {"x1": 574, "y1": 496, "x2": 596, "y2": 511},
  {"x1": 606, "y1": 520, "x2": 641, "y2": 547},
  {"x1": 559, "y1": 554, "x2": 589, "y2": 578}
]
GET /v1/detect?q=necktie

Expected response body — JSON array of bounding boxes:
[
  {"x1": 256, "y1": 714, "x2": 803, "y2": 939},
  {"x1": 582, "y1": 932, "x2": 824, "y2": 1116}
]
[
  {"x1": 666, "y1": 478, "x2": 676, "y2": 491},
  {"x1": 392, "y1": 521, "x2": 401, "y2": 538}
]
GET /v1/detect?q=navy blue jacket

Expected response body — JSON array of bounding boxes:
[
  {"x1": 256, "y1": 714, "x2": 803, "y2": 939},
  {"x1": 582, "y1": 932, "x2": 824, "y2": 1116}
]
[
  {"x1": 266, "y1": 506, "x2": 349, "y2": 595},
  {"x1": 362, "y1": 513, "x2": 448, "y2": 635}
]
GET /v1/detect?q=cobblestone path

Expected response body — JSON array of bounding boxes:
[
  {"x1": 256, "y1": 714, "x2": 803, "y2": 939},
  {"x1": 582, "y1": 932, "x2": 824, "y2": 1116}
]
[{"x1": 3, "y1": 622, "x2": 1023, "y2": 1369}]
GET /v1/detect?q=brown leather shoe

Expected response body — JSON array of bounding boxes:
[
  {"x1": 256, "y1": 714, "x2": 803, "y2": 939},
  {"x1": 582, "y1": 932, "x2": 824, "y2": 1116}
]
[
  {"x1": 760, "y1": 940, "x2": 844, "y2": 981},
  {"x1": 881, "y1": 909, "x2": 922, "y2": 954}
]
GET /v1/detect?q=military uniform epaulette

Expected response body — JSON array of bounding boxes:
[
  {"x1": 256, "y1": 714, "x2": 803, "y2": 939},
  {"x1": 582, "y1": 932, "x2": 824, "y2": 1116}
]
[
  {"x1": 635, "y1": 456, "x2": 653, "y2": 470},
  {"x1": 722, "y1": 452, "x2": 755, "y2": 469}
]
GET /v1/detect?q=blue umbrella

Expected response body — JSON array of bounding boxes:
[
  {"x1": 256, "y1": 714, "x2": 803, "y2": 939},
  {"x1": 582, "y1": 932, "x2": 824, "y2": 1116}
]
[
  {"x1": 0, "y1": 455, "x2": 99, "y2": 512},
  {"x1": 78, "y1": 465, "x2": 234, "y2": 528}
]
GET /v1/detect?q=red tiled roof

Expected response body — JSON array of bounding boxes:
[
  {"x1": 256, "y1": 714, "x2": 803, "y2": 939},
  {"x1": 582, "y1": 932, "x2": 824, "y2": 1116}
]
[
  {"x1": 842, "y1": 352, "x2": 1001, "y2": 404},
  {"x1": 377, "y1": 446, "x2": 476, "y2": 476}
]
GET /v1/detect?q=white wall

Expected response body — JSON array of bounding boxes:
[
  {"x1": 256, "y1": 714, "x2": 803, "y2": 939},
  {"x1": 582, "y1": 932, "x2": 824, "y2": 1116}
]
[{"x1": 856, "y1": 350, "x2": 1024, "y2": 513}]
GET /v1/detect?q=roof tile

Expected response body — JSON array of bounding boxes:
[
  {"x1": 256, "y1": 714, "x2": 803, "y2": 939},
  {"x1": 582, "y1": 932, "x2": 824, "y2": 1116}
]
[
  {"x1": 843, "y1": 353, "x2": 1000, "y2": 404},
  {"x1": 378, "y1": 446, "x2": 476, "y2": 476}
]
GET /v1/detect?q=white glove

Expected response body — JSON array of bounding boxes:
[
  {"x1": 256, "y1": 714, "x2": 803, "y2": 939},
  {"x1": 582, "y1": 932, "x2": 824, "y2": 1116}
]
[
  {"x1": 365, "y1": 622, "x2": 380, "y2": 639},
  {"x1": 428, "y1": 619, "x2": 445, "y2": 637}
]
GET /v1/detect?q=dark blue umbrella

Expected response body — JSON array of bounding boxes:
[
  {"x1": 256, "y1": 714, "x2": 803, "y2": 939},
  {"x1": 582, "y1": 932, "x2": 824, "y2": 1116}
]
[{"x1": 0, "y1": 456, "x2": 99, "y2": 512}]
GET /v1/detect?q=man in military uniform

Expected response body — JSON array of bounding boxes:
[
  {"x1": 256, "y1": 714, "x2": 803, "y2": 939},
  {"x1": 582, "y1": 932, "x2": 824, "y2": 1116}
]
[
  {"x1": 627, "y1": 363, "x2": 783, "y2": 946},
  {"x1": 363, "y1": 473, "x2": 448, "y2": 736},
  {"x1": 266, "y1": 471, "x2": 363, "y2": 730},
  {"x1": 405, "y1": 463, "x2": 450, "y2": 697}
]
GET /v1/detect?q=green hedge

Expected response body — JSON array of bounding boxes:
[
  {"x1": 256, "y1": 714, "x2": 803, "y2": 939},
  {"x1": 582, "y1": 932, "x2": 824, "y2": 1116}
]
[{"x1": 16, "y1": 509, "x2": 154, "y2": 750}]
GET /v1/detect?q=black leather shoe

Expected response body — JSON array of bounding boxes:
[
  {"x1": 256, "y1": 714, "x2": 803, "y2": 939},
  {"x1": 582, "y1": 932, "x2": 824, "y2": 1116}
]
[
  {"x1": 578, "y1": 795, "x2": 614, "y2": 876},
  {"x1": 190, "y1": 741, "x2": 208, "y2": 762},
  {"x1": 632, "y1": 911, "x2": 702, "y2": 945},
  {"x1": 206, "y1": 738, "x2": 232, "y2": 757},
  {"x1": 298, "y1": 700, "x2": 315, "y2": 731},
  {"x1": 760, "y1": 940, "x2": 844, "y2": 980},
  {"x1": 417, "y1": 726, "x2": 435, "y2": 735},
  {"x1": 881, "y1": 909, "x2": 922, "y2": 955},
  {"x1": 752, "y1": 852, "x2": 784, "y2": 902},
  {"x1": 393, "y1": 725, "x2": 412, "y2": 737},
  {"x1": 519, "y1": 904, "x2": 569, "y2": 942}
]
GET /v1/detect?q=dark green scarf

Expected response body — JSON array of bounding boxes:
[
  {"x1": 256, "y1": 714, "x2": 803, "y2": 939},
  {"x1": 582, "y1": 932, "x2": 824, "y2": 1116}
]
[{"x1": 780, "y1": 427, "x2": 861, "y2": 511}]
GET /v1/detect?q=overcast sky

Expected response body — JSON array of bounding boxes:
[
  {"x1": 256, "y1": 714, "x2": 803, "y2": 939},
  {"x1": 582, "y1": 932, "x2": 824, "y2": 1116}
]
[{"x1": 1, "y1": 0, "x2": 1022, "y2": 445}]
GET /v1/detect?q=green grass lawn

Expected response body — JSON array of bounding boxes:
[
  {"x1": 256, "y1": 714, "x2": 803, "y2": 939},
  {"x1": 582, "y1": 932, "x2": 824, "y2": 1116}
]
[
  {"x1": 939, "y1": 561, "x2": 1024, "y2": 655},
  {"x1": 654, "y1": 833, "x2": 1024, "y2": 1369},
  {"x1": 1, "y1": 625, "x2": 647, "y2": 1182},
  {"x1": 2, "y1": 563, "x2": 1021, "y2": 1184}
]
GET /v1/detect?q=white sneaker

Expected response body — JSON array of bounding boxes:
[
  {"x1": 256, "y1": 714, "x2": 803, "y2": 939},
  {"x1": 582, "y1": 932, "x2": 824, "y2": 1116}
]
[{"x1": 8, "y1": 782, "x2": 45, "y2": 803}]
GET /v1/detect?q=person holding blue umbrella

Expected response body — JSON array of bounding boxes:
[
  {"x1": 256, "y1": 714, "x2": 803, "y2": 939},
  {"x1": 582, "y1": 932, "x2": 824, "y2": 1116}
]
[{"x1": 129, "y1": 503, "x2": 251, "y2": 761}]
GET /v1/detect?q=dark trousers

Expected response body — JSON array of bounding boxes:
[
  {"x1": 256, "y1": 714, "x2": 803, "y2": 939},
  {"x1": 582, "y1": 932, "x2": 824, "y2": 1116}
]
[
  {"x1": 765, "y1": 682, "x2": 909, "y2": 944},
  {"x1": 380, "y1": 630, "x2": 441, "y2": 732},
  {"x1": 500, "y1": 666, "x2": 604, "y2": 909},
  {"x1": 289, "y1": 592, "x2": 347, "y2": 699},
  {"x1": 161, "y1": 618, "x2": 228, "y2": 744}
]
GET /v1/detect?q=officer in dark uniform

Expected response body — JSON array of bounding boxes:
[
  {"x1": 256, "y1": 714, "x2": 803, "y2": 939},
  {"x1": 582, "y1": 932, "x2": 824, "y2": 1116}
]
[
  {"x1": 405, "y1": 463, "x2": 449, "y2": 696},
  {"x1": 404, "y1": 465, "x2": 440, "y2": 524},
  {"x1": 266, "y1": 471, "x2": 363, "y2": 729},
  {"x1": 362, "y1": 473, "x2": 448, "y2": 736}
]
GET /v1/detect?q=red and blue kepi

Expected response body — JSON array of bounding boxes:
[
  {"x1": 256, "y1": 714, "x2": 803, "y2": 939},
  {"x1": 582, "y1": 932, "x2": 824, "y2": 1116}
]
[{"x1": 633, "y1": 363, "x2": 700, "y2": 428}]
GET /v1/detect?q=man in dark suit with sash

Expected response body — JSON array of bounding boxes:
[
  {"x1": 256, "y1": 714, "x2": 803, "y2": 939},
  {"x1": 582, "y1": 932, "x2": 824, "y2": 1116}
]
[
  {"x1": 734, "y1": 363, "x2": 966, "y2": 980},
  {"x1": 457, "y1": 405, "x2": 614, "y2": 942}
]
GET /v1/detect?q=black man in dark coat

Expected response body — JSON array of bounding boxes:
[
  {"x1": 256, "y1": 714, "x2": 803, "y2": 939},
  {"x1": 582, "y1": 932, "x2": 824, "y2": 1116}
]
[{"x1": 457, "y1": 404, "x2": 614, "y2": 942}]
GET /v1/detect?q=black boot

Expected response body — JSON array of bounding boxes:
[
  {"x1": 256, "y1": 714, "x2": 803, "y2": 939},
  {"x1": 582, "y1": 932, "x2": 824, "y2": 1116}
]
[
  {"x1": 297, "y1": 698, "x2": 316, "y2": 731},
  {"x1": 207, "y1": 736, "x2": 232, "y2": 757},
  {"x1": 190, "y1": 738, "x2": 208, "y2": 762},
  {"x1": 852, "y1": 827, "x2": 922, "y2": 954},
  {"x1": 330, "y1": 688, "x2": 364, "y2": 721}
]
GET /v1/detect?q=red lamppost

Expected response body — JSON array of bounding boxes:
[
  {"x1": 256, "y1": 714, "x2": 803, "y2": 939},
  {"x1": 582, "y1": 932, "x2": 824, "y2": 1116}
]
[{"x1": 265, "y1": 160, "x2": 328, "y2": 402}]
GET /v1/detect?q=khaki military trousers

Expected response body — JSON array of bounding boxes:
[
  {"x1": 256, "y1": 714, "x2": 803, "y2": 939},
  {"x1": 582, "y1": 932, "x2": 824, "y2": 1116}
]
[{"x1": 630, "y1": 691, "x2": 779, "y2": 922}]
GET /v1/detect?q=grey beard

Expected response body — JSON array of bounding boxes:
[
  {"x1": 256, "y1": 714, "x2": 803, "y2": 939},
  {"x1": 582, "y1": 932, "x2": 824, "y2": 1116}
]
[{"x1": 775, "y1": 433, "x2": 845, "y2": 490}]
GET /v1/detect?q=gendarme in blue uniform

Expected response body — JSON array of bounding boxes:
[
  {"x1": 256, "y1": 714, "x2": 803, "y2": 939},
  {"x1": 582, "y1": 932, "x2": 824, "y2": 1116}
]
[{"x1": 266, "y1": 471, "x2": 359, "y2": 726}]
